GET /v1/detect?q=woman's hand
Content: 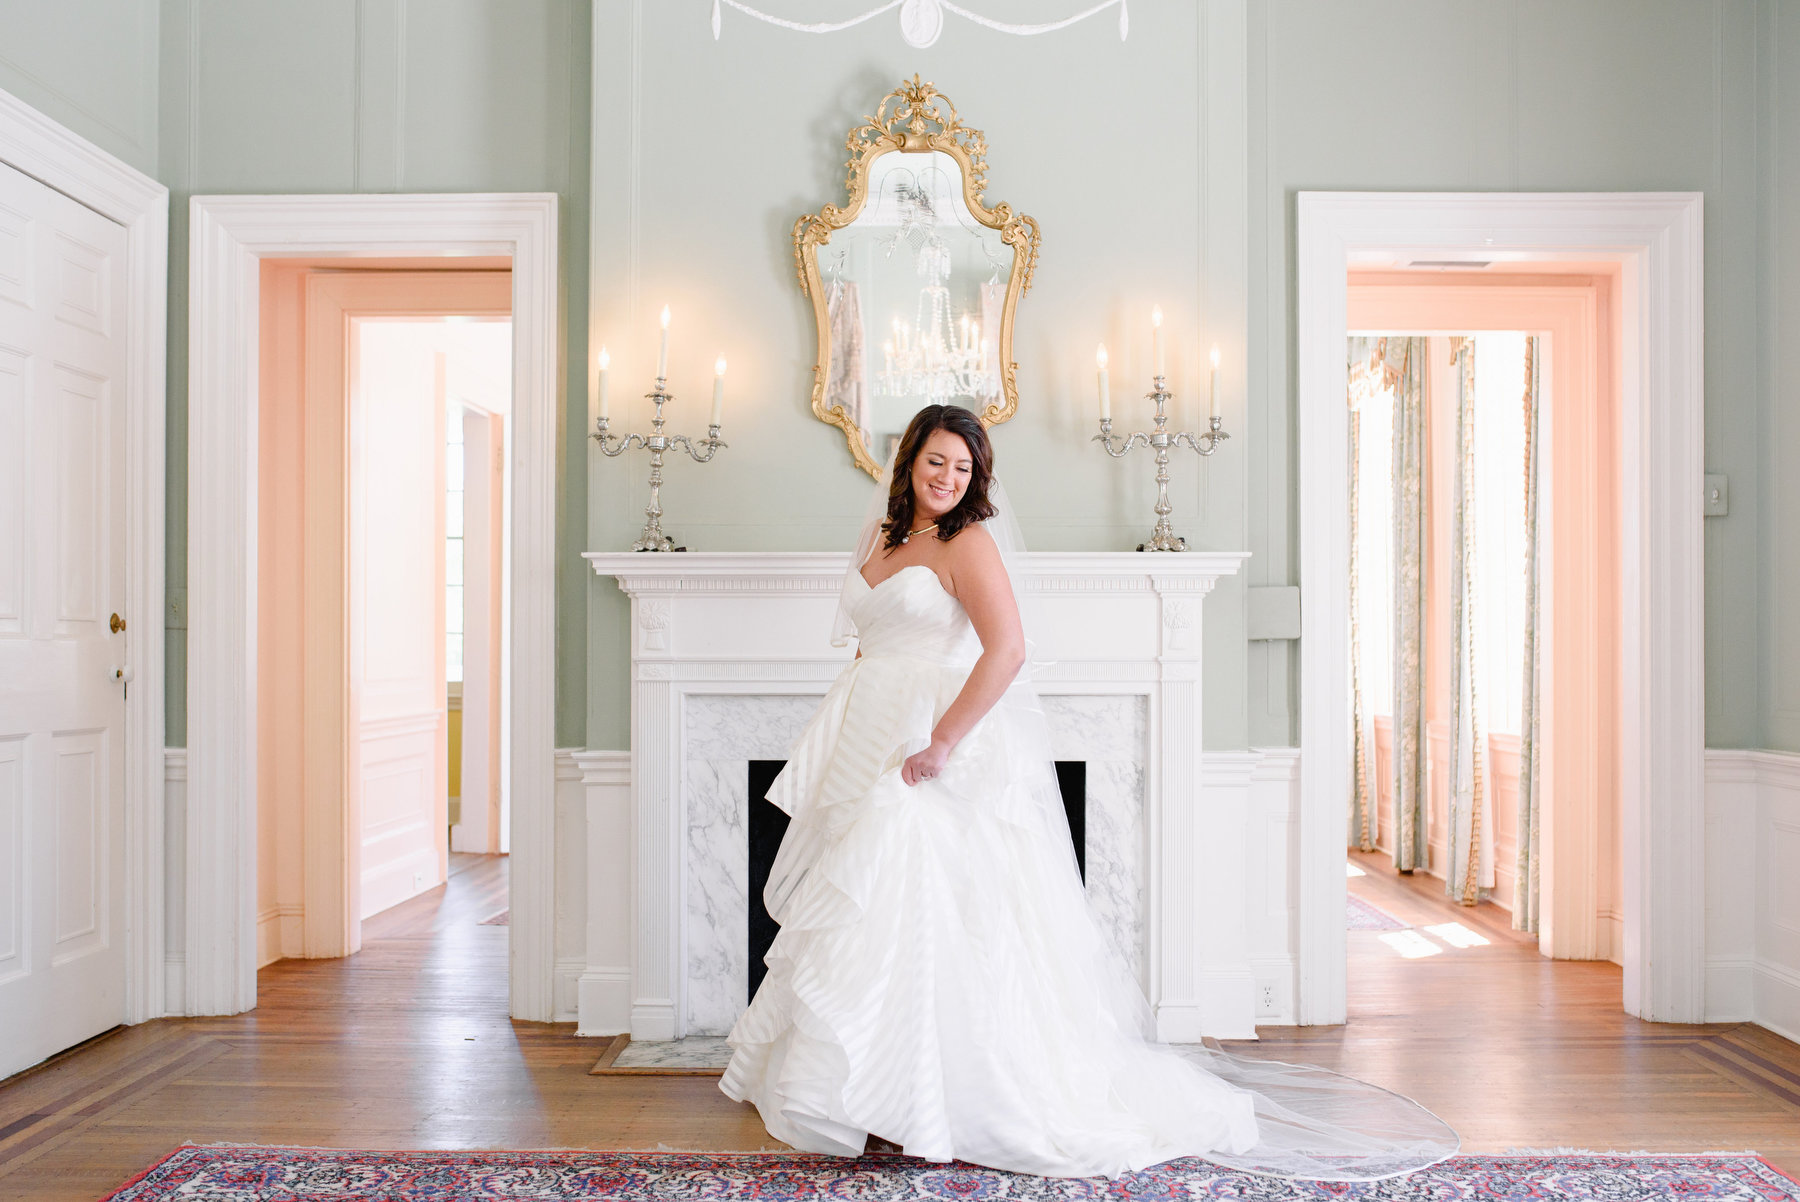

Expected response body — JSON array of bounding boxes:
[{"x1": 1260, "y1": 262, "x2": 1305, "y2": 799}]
[{"x1": 901, "y1": 739, "x2": 951, "y2": 787}]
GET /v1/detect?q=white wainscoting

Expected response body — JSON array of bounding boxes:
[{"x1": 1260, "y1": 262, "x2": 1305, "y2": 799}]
[
  {"x1": 1705, "y1": 749, "x2": 1800, "y2": 1042},
  {"x1": 573, "y1": 749, "x2": 632, "y2": 1035},
  {"x1": 164, "y1": 748, "x2": 186, "y2": 1016}
]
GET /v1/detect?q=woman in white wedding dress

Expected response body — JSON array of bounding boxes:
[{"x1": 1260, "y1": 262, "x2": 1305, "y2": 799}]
[{"x1": 720, "y1": 405, "x2": 1457, "y2": 1180}]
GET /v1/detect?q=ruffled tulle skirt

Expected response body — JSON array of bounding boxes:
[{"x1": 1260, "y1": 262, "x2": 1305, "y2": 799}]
[{"x1": 720, "y1": 653, "x2": 1457, "y2": 1180}]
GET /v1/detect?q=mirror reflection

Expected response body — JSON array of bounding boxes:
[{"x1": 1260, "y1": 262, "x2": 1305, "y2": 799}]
[{"x1": 821, "y1": 150, "x2": 1013, "y2": 464}]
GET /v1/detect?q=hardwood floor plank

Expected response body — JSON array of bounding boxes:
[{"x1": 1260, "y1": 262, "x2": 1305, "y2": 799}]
[{"x1": 0, "y1": 850, "x2": 1796, "y2": 1199}]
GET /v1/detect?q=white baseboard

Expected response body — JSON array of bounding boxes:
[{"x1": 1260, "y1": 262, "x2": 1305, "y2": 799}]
[
  {"x1": 554, "y1": 955, "x2": 586, "y2": 1024},
  {"x1": 1705, "y1": 957, "x2": 1756, "y2": 1023},
  {"x1": 163, "y1": 953, "x2": 185, "y2": 1015},
  {"x1": 1705, "y1": 748, "x2": 1800, "y2": 1041},
  {"x1": 576, "y1": 966, "x2": 632, "y2": 1036},
  {"x1": 1753, "y1": 958, "x2": 1800, "y2": 1045}
]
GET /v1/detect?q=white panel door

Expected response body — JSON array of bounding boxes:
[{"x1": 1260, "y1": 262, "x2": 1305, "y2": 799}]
[{"x1": 0, "y1": 160, "x2": 129, "y2": 1078}]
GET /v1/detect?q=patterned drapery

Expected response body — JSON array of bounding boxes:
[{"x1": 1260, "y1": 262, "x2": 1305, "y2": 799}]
[
  {"x1": 1448, "y1": 338, "x2": 1493, "y2": 905},
  {"x1": 1390, "y1": 339, "x2": 1428, "y2": 873},
  {"x1": 1347, "y1": 338, "x2": 1379, "y2": 852},
  {"x1": 1514, "y1": 338, "x2": 1544, "y2": 932},
  {"x1": 1346, "y1": 336, "x2": 1427, "y2": 869}
]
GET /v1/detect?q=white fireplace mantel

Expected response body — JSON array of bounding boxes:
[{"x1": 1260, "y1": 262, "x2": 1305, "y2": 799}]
[{"x1": 584, "y1": 550, "x2": 1260, "y2": 1042}]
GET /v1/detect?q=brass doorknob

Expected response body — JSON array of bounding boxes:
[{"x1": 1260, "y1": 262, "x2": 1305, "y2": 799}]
[{"x1": 110, "y1": 613, "x2": 126, "y2": 633}]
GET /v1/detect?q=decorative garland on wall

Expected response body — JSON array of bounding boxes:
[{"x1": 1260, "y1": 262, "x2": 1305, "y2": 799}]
[{"x1": 711, "y1": 0, "x2": 1129, "y2": 48}]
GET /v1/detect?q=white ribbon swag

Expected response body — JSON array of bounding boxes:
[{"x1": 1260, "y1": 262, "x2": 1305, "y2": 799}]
[{"x1": 711, "y1": 0, "x2": 1129, "y2": 48}]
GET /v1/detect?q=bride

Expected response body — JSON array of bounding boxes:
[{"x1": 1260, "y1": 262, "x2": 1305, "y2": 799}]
[{"x1": 720, "y1": 404, "x2": 1456, "y2": 1180}]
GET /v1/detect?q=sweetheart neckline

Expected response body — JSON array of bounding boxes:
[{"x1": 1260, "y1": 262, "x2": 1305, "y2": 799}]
[{"x1": 857, "y1": 562, "x2": 950, "y2": 597}]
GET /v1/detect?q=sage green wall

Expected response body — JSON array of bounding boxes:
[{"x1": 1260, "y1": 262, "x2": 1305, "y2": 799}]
[
  {"x1": 1769, "y1": 0, "x2": 1800, "y2": 753},
  {"x1": 585, "y1": 1, "x2": 1254, "y2": 749},
  {"x1": 1244, "y1": 0, "x2": 1769, "y2": 749},
  {"x1": 156, "y1": 0, "x2": 592, "y2": 747},
  {"x1": 0, "y1": 0, "x2": 158, "y2": 175}
]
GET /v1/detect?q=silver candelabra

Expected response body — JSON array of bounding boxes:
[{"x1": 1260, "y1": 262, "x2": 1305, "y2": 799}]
[
  {"x1": 1093, "y1": 375, "x2": 1228, "y2": 552},
  {"x1": 592, "y1": 377, "x2": 727, "y2": 552}
]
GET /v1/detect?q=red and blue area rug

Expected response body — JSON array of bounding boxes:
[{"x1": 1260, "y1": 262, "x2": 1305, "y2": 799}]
[{"x1": 101, "y1": 1146, "x2": 1800, "y2": 1200}]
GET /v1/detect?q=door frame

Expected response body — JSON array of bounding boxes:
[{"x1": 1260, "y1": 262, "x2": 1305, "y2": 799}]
[
  {"x1": 1296, "y1": 192, "x2": 1705, "y2": 1024},
  {"x1": 186, "y1": 193, "x2": 558, "y2": 1019},
  {"x1": 0, "y1": 85, "x2": 169, "y2": 1024}
]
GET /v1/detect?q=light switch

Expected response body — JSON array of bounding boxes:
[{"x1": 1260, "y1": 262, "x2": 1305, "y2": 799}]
[{"x1": 1704, "y1": 473, "x2": 1728, "y2": 517}]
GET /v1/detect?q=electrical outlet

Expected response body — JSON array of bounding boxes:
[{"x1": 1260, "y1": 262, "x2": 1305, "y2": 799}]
[
  {"x1": 413, "y1": 870, "x2": 425, "y2": 892},
  {"x1": 1258, "y1": 982, "x2": 1276, "y2": 1015}
]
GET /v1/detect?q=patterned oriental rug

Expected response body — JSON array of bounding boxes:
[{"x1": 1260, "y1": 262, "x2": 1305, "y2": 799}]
[{"x1": 101, "y1": 1146, "x2": 1800, "y2": 1200}]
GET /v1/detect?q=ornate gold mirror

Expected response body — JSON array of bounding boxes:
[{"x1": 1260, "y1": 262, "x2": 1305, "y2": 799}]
[{"x1": 795, "y1": 77, "x2": 1040, "y2": 477}]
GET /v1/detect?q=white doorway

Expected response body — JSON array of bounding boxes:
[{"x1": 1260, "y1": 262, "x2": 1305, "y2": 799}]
[
  {"x1": 1295, "y1": 192, "x2": 1706, "y2": 1025},
  {"x1": 185, "y1": 195, "x2": 558, "y2": 1019}
]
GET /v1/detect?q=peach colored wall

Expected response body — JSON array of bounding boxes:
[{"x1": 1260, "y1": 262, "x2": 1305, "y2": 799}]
[
  {"x1": 256, "y1": 263, "x2": 512, "y2": 962},
  {"x1": 1348, "y1": 272, "x2": 1622, "y2": 961},
  {"x1": 257, "y1": 262, "x2": 310, "y2": 967}
]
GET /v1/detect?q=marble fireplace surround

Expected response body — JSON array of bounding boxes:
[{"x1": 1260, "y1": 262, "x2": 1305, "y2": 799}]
[{"x1": 584, "y1": 551, "x2": 1256, "y2": 1043}]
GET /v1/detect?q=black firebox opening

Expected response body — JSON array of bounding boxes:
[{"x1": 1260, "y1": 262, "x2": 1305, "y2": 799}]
[{"x1": 746, "y1": 759, "x2": 1086, "y2": 1004}]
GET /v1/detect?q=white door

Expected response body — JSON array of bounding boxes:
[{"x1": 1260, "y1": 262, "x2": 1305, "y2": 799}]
[{"x1": 0, "y1": 160, "x2": 130, "y2": 1078}]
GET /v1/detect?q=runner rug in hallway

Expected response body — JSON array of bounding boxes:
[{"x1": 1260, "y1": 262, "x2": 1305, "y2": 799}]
[{"x1": 101, "y1": 1146, "x2": 1800, "y2": 1200}]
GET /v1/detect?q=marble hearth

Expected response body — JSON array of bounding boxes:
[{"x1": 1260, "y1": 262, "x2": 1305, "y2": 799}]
[{"x1": 584, "y1": 551, "x2": 1254, "y2": 1043}]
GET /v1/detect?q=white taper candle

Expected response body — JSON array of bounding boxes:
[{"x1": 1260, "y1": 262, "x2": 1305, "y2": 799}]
[
  {"x1": 1209, "y1": 344, "x2": 1221, "y2": 421},
  {"x1": 657, "y1": 305, "x2": 670, "y2": 379},
  {"x1": 597, "y1": 345, "x2": 611, "y2": 421},
  {"x1": 1096, "y1": 343, "x2": 1111, "y2": 422}
]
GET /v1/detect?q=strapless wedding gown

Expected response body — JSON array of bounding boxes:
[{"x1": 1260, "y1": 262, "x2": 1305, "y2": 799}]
[{"x1": 720, "y1": 564, "x2": 1456, "y2": 1180}]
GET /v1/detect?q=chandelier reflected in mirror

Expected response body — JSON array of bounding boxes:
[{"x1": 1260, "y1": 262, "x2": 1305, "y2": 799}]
[{"x1": 873, "y1": 165, "x2": 1001, "y2": 406}]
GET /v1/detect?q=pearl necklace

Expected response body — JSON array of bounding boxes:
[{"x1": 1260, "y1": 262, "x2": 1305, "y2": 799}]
[{"x1": 898, "y1": 520, "x2": 938, "y2": 545}]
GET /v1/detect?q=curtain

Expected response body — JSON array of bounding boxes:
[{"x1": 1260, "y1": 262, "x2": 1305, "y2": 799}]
[
  {"x1": 1514, "y1": 338, "x2": 1544, "y2": 932},
  {"x1": 978, "y1": 281, "x2": 1006, "y2": 400},
  {"x1": 1390, "y1": 338, "x2": 1429, "y2": 873},
  {"x1": 1448, "y1": 338, "x2": 1493, "y2": 905},
  {"x1": 825, "y1": 278, "x2": 867, "y2": 431},
  {"x1": 1346, "y1": 336, "x2": 1426, "y2": 868},
  {"x1": 1347, "y1": 337, "x2": 1380, "y2": 852}
]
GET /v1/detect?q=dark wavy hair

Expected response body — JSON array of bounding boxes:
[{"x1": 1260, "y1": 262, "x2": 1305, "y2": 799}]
[{"x1": 881, "y1": 404, "x2": 998, "y2": 551}]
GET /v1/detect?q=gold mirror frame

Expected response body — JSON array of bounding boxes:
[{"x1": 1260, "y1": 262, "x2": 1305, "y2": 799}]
[{"x1": 794, "y1": 76, "x2": 1042, "y2": 478}]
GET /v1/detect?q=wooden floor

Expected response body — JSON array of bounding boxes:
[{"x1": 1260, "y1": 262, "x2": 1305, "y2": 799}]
[{"x1": 1, "y1": 850, "x2": 1796, "y2": 1200}]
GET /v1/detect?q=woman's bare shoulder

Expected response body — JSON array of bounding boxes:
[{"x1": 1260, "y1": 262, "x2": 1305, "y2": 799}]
[{"x1": 943, "y1": 520, "x2": 1000, "y2": 560}]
